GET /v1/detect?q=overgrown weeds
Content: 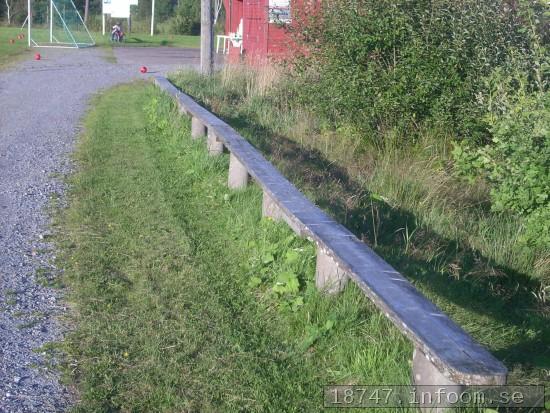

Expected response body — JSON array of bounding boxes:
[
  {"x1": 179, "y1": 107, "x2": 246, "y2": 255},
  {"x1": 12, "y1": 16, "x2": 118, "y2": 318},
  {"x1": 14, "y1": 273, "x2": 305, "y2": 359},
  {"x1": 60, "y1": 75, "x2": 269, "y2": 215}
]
[
  {"x1": 169, "y1": 65, "x2": 549, "y2": 385},
  {"x1": 169, "y1": 66, "x2": 548, "y2": 282},
  {"x1": 55, "y1": 82, "x2": 416, "y2": 411}
]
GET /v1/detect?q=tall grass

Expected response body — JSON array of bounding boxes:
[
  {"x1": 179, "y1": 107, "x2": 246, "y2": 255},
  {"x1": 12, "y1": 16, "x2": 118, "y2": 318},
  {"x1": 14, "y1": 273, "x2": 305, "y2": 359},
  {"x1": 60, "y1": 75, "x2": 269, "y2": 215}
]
[
  {"x1": 55, "y1": 82, "x2": 420, "y2": 411},
  {"x1": 170, "y1": 65, "x2": 548, "y2": 284},
  {"x1": 169, "y1": 66, "x2": 550, "y2": 386}
]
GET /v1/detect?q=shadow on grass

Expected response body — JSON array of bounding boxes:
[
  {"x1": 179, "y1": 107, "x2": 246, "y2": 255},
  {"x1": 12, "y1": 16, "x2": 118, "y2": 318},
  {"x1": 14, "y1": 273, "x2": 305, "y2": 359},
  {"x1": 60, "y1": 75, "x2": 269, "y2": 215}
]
[
  {"x1": 111, "y1": 37, "x2": 175, "y2": 47},
  {"x1": 174, "y1": 87, "x2": 550, "y2": 383}
]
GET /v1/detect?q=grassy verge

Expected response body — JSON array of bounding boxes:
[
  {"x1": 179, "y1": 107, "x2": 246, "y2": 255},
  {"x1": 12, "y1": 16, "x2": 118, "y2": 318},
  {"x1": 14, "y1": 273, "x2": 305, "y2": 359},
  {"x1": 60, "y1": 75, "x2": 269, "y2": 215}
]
[
  {"x1": 92, "y1": 32, "x2": 200, "y2": 48},
  {"x1": 0, "y1": 26, "x2": 31, "y2": 68},
  {"x1": 168, "y1": 68, "x2": 549, "y2": 385},
  {"x1": 55, "y1": 82, "x2": 416, "y2": 411},
  {"x1": 0, "y1": 25, "x2": 198, "y2": 68},
  {"x1": 22, "y1": 27, "x2": 200, "y2": 48}
]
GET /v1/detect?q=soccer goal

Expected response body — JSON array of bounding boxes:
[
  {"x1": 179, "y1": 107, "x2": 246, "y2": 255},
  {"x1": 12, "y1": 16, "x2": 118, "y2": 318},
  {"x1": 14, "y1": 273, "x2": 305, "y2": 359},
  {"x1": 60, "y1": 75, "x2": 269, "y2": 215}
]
[{"x1": 26, "y1": 0, "x2": 95, "y2": 48}]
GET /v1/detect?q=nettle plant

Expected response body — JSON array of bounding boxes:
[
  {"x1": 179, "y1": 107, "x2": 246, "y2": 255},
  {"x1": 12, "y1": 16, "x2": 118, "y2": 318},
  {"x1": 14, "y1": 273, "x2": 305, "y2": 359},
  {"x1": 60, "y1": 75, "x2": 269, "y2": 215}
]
[
  {"x1": 246, "y1": 220, "x2": 339, "y2": 351},
  {"x1": 246, "y1": 219, "x2": 316, "y2": 312},
  {"x1": 145, "y1": 96, "x2": 173, "y2": 134}
]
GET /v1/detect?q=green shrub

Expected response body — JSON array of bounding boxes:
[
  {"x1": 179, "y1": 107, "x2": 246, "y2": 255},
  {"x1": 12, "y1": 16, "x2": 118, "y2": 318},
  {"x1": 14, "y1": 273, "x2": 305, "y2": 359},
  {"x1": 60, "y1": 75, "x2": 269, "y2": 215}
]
[
  {"x1": 525, "y1": 206, "x2": 550, "y2": 249},
  {"x1": 291, "y1": 0, "x2": 533, "y2": 142},
  {"x1": 485, "y1": 92, "x2": 548, "y2": 215},
  {"x1": 453, "y1": 72, "x2": 549, "y2": 248},
  {"x1": 291, "y1": 0, "x2": 549, "y2": 250},
  {"x1": 166, "y1": 0, "x2": 200, "y2": 35}
]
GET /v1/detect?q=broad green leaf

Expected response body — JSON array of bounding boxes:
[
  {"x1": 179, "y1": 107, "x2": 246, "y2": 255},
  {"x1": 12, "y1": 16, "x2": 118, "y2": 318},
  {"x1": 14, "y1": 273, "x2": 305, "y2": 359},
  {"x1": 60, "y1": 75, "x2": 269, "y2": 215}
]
[{"x1": 248, "y1": 276, "x2": 262, "y2": 288}]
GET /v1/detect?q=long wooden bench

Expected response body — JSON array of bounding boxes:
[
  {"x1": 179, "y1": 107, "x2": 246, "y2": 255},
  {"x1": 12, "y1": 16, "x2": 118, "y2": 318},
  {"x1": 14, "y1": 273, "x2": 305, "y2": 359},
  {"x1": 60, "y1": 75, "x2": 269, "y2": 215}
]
[{"x1": 153, "y1": 76, "x2": 507, "y2": 393}]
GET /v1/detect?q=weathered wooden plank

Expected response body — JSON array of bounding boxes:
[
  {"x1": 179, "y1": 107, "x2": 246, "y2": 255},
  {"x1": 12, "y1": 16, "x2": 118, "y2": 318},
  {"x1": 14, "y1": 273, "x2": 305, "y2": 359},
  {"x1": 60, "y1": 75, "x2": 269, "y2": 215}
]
[{"x1": 153, "y1": 76, "x2": 508, "y2": 385}]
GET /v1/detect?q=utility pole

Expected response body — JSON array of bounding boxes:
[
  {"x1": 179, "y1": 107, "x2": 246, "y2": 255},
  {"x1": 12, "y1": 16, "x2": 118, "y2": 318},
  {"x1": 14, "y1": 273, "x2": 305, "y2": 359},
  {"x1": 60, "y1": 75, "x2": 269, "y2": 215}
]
[
  {"x1": 201, "y1": 0, "x2": 213, "y2": 75},
  {"x1": 84, "y1": 0, "x2": 89, "y2": 22},
  {"x1": 27, "y1": 0, "x2": 31, "y2": 47},
  {"x1": 49, "y1": 0, "x2": 53, "y2": 42},
  {"x1": 150, "y1": 0, "x2": 155, "y2": 36}
]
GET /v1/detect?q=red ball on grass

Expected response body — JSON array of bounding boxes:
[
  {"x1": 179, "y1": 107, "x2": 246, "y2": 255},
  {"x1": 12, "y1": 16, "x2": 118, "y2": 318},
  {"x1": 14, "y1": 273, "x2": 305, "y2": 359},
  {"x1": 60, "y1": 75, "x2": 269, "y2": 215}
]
[
  {"x1": 34, "y1": 53, "x2": 41, "y2": 60},
  {"x1": 140, "y1": 66, "x2": 148, "y2": 74}
]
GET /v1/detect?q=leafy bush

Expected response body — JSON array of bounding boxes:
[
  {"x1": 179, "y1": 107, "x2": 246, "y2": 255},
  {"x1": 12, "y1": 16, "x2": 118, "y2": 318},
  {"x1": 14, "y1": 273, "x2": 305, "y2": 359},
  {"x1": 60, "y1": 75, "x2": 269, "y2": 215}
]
[
  {"x1": 291, "y1": 0, "x2": 549, "y2": 250},
  {"x1": 453, "y1": 72, "x2": 549, "y2": 248},
  {"x1": 525, "y1": 206, "x2": 550, "y2": 249},
  {"x1": 245, "y1": 220, "x2": 316, "y2": 313},
  {"x1": 166, "y1": 0, "x2": 200, "y2": 35},
  {"x1": 291, "y1": 0, "x2": 536, "y2": 142}
]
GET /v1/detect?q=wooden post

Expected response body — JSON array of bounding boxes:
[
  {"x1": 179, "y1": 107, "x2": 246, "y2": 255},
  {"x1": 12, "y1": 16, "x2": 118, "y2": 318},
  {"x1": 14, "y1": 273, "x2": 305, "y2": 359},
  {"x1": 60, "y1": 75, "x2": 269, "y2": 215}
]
[
  {"x1": 27, "y1": 0, "x2": 31, "y2": 47},
  {"x1": 228, "y1": 153, "x2": 249, "y2": 189},
  {"x1": 150, "y1": 0, "x2": 155, "y2": 36},
  {"x1": 84, "y1": 0, "x2": 89, "y2": 22},
  {"x1": 49, "y1": 0, "x2": 53, "y2": 42},
  {"x1": 201, "y1": 0, "x2": 213, "y2": 75}
]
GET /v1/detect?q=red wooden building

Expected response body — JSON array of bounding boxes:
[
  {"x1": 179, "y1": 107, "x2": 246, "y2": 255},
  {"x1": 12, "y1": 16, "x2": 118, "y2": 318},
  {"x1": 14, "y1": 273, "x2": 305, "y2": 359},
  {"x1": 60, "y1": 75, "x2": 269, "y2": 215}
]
[{"x1": 219, "y1": 0, "x2": 292, "y2": 62}]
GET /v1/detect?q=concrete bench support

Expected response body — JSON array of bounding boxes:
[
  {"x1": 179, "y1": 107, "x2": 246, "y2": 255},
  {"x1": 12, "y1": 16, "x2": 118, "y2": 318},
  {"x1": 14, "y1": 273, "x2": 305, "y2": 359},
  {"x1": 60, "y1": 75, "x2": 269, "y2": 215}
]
[
  {"x1": 228, "y1": 153, "x2": 249, "y2": 189},
  {"x1": 262, "y1": 191, "x2": 284, "y2": 221},
  {"x1": 412, "y1": 348, "x2": 505, "y2": 412},
  {"x1": 207, "y1": 130, "x2": 224, "y2": 155},
  {"x1": 262, "y1": 191, "x2": 306, "y2": 235},
  {"x1": 315, "y1": 248, "x2": 348, "y2": 294},
  {"x1": 191, "y1": 117, "x2": 206, "y2": 139},
  {"x1": 177, "y1": 101, "x2": 189, "y2": 116},
  {"x1": 412, "y1": 349, "x2": 463, "y2": 413}
]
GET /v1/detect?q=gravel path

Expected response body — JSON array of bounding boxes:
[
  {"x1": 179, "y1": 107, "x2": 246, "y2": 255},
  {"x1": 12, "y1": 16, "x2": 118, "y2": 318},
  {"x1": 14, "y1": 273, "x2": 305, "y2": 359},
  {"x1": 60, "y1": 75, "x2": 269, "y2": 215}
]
[{"x1": 0, "y1": 47, "x2": 194, "y2": 412}]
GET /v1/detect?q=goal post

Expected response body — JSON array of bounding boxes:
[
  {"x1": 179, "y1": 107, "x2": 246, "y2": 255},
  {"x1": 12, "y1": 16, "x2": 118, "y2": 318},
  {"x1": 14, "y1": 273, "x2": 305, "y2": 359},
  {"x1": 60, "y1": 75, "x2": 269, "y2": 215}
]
[{"x1": 27, "y1": 0, "x2": 95, "y2": 48}]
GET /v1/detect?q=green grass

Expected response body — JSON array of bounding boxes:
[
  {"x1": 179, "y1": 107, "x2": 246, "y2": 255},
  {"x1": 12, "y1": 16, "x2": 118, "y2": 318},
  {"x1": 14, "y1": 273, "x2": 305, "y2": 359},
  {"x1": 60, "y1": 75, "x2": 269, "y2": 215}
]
[
  {"x1": 0, "y1": 26, "x2": 31, "y2": 68},
  {"x1": 55, "y1": 82, "x2": 417, "y2": 412},
  {"x1": 0, "y1": 24, "x2": 198, "y2": 68},
  {"x1": 92, "y1": 31, "x2": 199, "y2": 48},
  {"x1": 167, "y1": 68, "x2": 550, "y2": 385}
]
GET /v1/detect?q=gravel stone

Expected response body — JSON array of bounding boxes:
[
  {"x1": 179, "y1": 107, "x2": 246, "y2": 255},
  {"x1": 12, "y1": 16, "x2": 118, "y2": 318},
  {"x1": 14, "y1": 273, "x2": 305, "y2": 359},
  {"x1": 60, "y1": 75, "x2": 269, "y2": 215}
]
[{"x1": 0, "y1": 47, "x2": 197, "y2": 412}]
